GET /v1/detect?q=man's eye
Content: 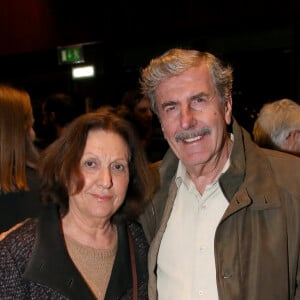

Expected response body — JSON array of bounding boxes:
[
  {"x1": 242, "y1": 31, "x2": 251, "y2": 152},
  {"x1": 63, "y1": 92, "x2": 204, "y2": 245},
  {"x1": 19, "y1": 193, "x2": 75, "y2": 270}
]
[
  {"x1": 193, "y1": 96, "x2": 206, "y2": 104},
  {"x1": 164, "y1": 105, "x2": 176, "y2": 112},
  {"x1": 190, "y1": 97, "x2": 208, "y2": 110}
]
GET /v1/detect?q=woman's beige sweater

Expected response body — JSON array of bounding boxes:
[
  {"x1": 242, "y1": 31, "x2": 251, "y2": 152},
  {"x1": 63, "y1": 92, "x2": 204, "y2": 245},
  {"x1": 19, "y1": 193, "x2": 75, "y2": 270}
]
[{"x1": 65, "y1": 235, "x2": 117, "y2": 300}]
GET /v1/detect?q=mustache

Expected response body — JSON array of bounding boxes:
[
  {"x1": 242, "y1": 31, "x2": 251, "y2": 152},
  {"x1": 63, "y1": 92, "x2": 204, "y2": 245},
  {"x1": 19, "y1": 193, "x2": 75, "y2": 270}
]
[{"x1": 175, "y1": 127, "x2": 211, "y2": 142}]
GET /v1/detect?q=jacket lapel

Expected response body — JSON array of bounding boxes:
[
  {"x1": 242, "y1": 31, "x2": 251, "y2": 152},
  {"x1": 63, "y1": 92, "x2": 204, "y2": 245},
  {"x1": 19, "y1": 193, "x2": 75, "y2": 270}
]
[
  {"x1": 23, "y1": 204, "x2": 96, "y2": 299},
  {"x1": 104, "y1": 223, "x2": 132, "y2": 299}
]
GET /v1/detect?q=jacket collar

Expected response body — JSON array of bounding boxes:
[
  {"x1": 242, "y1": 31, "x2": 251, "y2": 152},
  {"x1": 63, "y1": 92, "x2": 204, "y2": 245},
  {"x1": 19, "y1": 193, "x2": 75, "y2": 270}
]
[
  {"x1": 220, "y1": 118, "x2": 282, "y2": 216},
  {"x1": 23, "y1": 204, "x2": 133, "y2": 299},
  {"x1": 159, "y1": 118, "x2": 282, "y2": 216}
]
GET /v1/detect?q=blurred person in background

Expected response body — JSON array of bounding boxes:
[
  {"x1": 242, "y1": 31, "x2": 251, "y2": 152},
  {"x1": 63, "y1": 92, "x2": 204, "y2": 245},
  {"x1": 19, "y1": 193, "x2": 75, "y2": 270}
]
[
  {"x1": 35, "y1": 92, "x2": 79, "y2": 149},
  {"x1": 0, "y1": 84, "x2": 42, "y2": 233},
  {"x1": 0, "y1": 111, "x2": 155, "y2": 299},
  {"x1": 253, "y1": 98, "x2": 300, "y2": 156},
  {"x1": 121, "y1": 88, "x2": 168, "y2": 163}
]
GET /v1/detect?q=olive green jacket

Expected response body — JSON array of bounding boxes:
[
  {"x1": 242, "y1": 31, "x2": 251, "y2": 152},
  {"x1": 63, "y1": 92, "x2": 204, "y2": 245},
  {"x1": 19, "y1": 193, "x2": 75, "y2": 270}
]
[{"x1": 140, "y1": 118, "x2": 300, "y2": 300}]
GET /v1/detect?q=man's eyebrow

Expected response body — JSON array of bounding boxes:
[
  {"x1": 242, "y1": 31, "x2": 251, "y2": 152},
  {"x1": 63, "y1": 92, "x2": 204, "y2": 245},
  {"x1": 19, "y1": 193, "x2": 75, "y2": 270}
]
[{"x1": 190, "y1": 92, "x2": 209, "y2": 100}]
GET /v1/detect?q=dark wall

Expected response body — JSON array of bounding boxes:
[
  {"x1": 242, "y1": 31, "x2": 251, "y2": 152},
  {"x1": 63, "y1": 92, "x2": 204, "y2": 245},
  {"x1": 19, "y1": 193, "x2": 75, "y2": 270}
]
[{"x1": 0, "y1": 0, "x2": 300, "y2": 134}]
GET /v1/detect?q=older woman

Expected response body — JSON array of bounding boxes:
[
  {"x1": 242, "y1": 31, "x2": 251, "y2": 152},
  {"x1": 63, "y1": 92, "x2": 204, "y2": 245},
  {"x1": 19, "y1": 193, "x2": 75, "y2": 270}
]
[{"x1": 0, "y1": 111, "x2": 155, "y2": 299}]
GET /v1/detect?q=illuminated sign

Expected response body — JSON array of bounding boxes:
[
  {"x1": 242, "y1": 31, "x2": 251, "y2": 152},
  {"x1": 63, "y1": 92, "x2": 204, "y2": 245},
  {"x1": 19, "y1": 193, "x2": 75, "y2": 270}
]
[
  {"x1": 72, "y1": 65, "x2": 95, "y2": 79},
  {"x1": 58, "y1": 45, "x2": 84, "y2": 64}
]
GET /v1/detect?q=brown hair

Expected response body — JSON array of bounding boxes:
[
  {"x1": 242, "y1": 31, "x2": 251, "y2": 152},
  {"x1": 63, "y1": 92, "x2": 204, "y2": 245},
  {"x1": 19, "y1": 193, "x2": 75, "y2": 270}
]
[
  {"x1": 0, "y1": 84, "x2": 39, "y2": 192},
  {"x1": 39, "y1": 111, "x2": 156, "y2": 222}
]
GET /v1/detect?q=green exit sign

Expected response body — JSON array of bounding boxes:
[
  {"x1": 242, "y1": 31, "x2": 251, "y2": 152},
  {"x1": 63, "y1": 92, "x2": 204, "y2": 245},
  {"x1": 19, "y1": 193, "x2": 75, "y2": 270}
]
[{"x1": 58, "y1": 45, "x2": 84, "y2": 64}]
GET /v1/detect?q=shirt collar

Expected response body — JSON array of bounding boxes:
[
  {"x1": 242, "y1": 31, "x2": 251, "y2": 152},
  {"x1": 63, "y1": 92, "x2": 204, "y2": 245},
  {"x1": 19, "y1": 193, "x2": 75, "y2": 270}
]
[{"x1": 175, "y1": 134, "x2": 233, "y2": 189}]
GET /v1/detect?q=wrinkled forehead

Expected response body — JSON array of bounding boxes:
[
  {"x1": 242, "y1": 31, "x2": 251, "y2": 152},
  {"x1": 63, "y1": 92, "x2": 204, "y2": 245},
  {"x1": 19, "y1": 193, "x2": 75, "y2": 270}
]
[{"x1": 155, "y1": 64, "x2": 213, "y2": 97}]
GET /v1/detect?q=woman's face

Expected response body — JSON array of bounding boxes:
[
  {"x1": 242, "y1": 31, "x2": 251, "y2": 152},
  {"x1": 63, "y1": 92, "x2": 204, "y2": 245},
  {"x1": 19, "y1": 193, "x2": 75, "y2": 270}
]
[{"x1": 68, "y1": 129, "x2": 130, "y2": 225}]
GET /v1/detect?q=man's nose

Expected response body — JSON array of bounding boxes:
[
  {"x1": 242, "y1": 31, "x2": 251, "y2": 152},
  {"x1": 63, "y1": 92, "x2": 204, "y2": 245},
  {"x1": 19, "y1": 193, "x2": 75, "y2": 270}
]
[{"x1": 180, "y1": 106, "x2": 196, "y2": 129}]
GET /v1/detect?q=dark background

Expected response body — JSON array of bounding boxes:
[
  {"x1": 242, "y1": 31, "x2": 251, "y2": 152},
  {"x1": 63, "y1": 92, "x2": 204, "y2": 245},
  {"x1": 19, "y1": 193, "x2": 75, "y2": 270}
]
[{"x1": 1, "y1": 0, "x2": 300, "y2": 133}]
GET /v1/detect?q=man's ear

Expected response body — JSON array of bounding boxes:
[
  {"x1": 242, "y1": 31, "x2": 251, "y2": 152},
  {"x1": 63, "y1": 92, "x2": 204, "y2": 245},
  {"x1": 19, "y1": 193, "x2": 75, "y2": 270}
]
[
  {"x1": 282, "y1": 129, "x2": 300, "y2": 155},
  {"x1": 224, "y1": 96, "x2": 232, "y2": 125},
  {"x1": 286, "y1": 129, "x2": 299, "y2": 142},
  {"x1": 284, "y1": 129, "x2": 297, "y2": 145}
]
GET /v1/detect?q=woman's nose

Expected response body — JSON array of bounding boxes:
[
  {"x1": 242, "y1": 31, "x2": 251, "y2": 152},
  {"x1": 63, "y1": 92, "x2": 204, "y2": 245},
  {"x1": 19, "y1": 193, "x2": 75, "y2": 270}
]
[{"x1": 96, "y1": 168, "x2": 113, "y2": 189}]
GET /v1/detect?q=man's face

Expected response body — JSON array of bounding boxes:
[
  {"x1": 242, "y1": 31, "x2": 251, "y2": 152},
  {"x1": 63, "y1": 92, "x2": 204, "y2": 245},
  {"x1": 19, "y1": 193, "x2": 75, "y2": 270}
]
[{"x1": 156, "y1": 63, "x2": 232, "y2": 173}]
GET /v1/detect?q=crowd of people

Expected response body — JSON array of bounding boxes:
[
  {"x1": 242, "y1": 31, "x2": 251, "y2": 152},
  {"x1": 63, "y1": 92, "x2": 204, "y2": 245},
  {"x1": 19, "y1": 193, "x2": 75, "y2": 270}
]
[{"x1": 1, "y1": 47, "x2": 300, "y2": 299}]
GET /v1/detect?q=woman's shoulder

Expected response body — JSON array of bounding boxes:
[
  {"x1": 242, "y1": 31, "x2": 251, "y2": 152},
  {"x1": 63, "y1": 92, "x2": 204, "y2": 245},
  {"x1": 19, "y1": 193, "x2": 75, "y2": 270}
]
[
  {"x1": 127, "y1": 221, "x2": 149, "y2": 252},
  {"x1": 127, "y1": 220, "x2": 145, "y2": 234},
  {"x1": 0, "y1": 218, "x2": 37, "y2": 249},
  {"x1": 0, "y1": 219, "x2": 38, "y2": 288}
]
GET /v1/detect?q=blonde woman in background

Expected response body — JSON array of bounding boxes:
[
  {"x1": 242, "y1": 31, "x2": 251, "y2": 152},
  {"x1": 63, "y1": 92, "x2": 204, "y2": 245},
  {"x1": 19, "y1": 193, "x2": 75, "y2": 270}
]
[{"x1": 0, "y1": 84, "x2": 42, "y2": 232}]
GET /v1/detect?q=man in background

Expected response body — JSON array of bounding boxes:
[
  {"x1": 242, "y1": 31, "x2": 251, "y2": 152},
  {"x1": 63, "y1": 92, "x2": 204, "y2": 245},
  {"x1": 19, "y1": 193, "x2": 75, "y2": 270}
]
[
  {"x1": 253, "y1": 98, "x2": 300, "y2": 156},
  {"x1": 35, "y1": 93, "x2": 79, "y2": 149}
]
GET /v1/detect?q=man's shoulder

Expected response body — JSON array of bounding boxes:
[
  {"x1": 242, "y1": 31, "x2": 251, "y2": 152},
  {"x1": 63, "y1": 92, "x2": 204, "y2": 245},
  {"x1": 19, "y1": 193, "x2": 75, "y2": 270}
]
[
  {"x1": 256, "y1": 148, "x2": 300, "y2": 195},
  {"x1": 262, "y1": 148, "x2": 300, "y2": 170}
]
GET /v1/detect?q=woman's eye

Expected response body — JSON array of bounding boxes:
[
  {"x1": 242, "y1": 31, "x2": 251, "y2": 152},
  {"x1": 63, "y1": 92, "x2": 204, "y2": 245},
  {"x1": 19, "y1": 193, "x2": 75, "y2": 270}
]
[
  {"x1": 111, "y1": 162, "x2": 127, "y2": 172},
  {"x1": 84, "y1": 160, "x2": 96, "y2": 168},
  {"x1": 114, "y1": 163, "x2": 124, "y2": 171}
]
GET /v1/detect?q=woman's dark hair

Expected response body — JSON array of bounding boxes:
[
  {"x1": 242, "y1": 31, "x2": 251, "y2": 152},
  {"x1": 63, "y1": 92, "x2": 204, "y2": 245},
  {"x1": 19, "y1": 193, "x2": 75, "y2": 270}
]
[{"x1": 39, "y1": 111, "x2": 155, "y2": 222}]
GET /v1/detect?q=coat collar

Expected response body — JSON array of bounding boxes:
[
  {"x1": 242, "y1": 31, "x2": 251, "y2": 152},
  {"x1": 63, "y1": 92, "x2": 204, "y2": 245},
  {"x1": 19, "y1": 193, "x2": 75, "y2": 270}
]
[
  {"x1": 23, "y1": 204, "x2": 133, "y2": 299},
  {"x1": 159, "y1": 118, "x2": 282, "y2": 216},
  {"x1": 220, "y1": 118, "x2": 282, "y2": 216}
]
